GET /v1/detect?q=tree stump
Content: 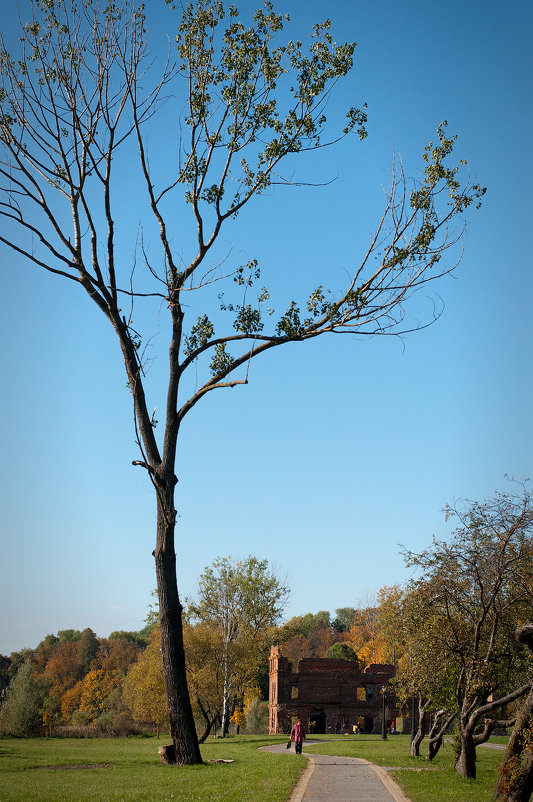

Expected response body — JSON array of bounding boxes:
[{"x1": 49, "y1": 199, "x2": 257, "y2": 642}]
[{"x1": 158, "y1": 745, "x2": 177, "y2": 765}]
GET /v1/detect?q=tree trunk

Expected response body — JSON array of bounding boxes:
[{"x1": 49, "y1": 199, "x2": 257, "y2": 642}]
[
  {"x1": 221, "y1": 653, "x2": 230, "y2": 737},
  {"x1": 496, "y1": 688, "x2": 533, "y2": 801},
  {"x1": 196, "y1": 698, "x2": 218, "y2": 744},
  {"x1": 427, "y1": 733, "x2": 442, "y2": 761},
  {"x1": 410, "y1": 725, "x2": 424, "y2": 757},
  {"x1": 427, "y1": 710, "x2": 455, "y2": 761},
  {"x1": 155, "y1": 484, "x2": 202, "y2": 765},
  {"x1": 455, "y1": 732, "x2": 477, "y2": 779},
  {"x1": 410, "y1": 697, "x2": 429, "y2": 757}
]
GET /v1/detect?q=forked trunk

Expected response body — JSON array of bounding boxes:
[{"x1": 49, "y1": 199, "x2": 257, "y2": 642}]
[
  {"x1": 410, "y1": 697, "x2": 429, "y2": 757},
  {"x1": 155, "y1": 487, "x2": 202, "y2": 765},
  {"x1": 455, "y1": 732, "x2": 477, "y2": 779},
  {"x1": 427, "y1": 710, "x2": 455, "y2": 761}
]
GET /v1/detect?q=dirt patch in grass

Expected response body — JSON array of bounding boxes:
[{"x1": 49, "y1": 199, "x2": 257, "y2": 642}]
[{"x1": 40, "y1": 763, "x2": 110, "y2": 771}]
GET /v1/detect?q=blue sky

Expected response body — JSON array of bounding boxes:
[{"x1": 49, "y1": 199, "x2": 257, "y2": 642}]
[{"x1": 1, "y1": 0, "x2": 532, "y2": 655}]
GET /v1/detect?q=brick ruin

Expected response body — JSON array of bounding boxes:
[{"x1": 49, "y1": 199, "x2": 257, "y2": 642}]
[{"x1": 268, "y1": 645, "x2": 402, "y2": 735}]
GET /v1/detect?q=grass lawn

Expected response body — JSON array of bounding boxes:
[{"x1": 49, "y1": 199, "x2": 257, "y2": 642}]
[
  {"x1": 0, "y1": 735, "x2": 305, "y2": 801},
  {"x1": 0, "y1": 733, "x2": 508, "y2": 801},
  {"x1": 304, "y1": 734, "x2": 506, "y2": 802}
]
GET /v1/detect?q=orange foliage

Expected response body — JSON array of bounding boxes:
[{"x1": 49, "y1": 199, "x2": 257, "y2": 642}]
[
  {"x1": 79, "y1": 669, "x2": 120, "y2": 723},
  {"x1": 61, "y1": 680, "x2": 85, "y2": 722}
]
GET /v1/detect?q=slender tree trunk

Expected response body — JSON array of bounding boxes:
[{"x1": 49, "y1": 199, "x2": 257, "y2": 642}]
[
  {"x1": 154, "y1": 481, "x2": 202, "y2": 765},
  {"x1": 221, "y1": 653, "x2": 230, "y2": 737},
  {"x1": 196, "y1": 698, "x2": 218, "y2": 744},
  {"x1": 410, "y1": 697, "x2": 429, "y2": 757}
]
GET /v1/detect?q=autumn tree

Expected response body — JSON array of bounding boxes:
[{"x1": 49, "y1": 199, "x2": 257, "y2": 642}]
[
  {"x1": 182, "y1": 621, "x2": 226, "y2": 741},
  {"x1": 0, "y1": 0, "x2": 484, "y2": 763},
  {"x1": 349, "y1": 603, "x2": 384, "y2": 666},
  {"x1": 378, "y1": 584, "x2": 456, "y2": 758},
  {"x1": 78, "y1": 668, "x2": 121, "y2": 724},
  {"x1": 123, "y1": 630, "x2": 168, "y2": 737},
  {"x1": 403, "y1": 483, "x2": 533, "y2": 779},
  {"x1": 190, "y1": 556, "x2": 288, "y2": 736}
]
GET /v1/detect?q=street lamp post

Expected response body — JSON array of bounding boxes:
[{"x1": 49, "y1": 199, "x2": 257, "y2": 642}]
[{"x1": 381, "y1": 685, "x2": 387, "y2": 741}]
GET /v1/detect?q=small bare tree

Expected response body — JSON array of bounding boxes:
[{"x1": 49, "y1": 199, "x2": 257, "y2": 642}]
[{"x1": 0, "y1": 0, "x2": 484, "y2": 763}]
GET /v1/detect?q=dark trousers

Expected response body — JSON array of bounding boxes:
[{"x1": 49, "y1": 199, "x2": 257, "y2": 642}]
[{"x1": 295, "y1": 740, "x2": 303, "y2": 754}]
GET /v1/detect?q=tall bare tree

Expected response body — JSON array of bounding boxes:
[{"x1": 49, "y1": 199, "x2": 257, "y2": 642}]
[{"x1": 0, "y1": 0, "x2": 484, "y2": 763}]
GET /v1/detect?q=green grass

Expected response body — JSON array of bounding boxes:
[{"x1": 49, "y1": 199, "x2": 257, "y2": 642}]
[
  {"x1": 304, "y1": 734, "x2": 506, "y2": 801},
  {"x1": 0, "y1": 735, "x2": 305, "y2": 801},
  {"x1": 0, "y1": 733, "x2": 508, "y2": 801}
]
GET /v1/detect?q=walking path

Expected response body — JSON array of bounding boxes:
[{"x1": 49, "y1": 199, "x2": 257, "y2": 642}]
[{"x1": 262, "y1": 742, "x2": 411, "y2": 802}]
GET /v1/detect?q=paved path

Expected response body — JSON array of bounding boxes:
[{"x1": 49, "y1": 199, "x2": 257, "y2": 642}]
[{"x1": 262, "y1": 743, "x2": 411, "y2": 802}]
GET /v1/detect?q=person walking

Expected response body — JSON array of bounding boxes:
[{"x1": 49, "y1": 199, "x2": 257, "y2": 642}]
[{"x1": 291, "y1": 718, "x2": 306, "y2": 754}]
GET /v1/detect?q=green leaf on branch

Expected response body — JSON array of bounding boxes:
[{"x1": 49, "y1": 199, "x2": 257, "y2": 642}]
[
  {"x1": 183, "y1": 314, "x2": 215, "y2": 356},
  {"x1": 209, "y1": 341, "x2": 234, "y2": 377}
]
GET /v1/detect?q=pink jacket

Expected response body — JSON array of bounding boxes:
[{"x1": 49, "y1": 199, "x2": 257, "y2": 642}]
[{"x1": 291, "y1": 722, "x2": 306, "y2": 742}]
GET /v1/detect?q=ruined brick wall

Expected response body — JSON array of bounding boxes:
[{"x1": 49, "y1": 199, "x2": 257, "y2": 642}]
[{"x1": 268, "y1": 646, "x2": 401, "y2": 735}]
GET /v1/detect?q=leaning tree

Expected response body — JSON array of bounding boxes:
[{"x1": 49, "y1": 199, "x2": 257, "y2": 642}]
[{"x1": 0, "y1": 0, "x2": 484, "y2": 763}]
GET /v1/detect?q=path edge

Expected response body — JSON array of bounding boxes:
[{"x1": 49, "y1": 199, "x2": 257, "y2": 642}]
[
  {"x1": 357, "y1": 757, "x2": 412, "y2": 802},
  {"x1": 288, "y1": 754, "x2": 316, "y2": 802}
]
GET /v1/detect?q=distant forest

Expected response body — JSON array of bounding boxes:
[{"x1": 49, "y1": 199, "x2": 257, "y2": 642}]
[{"x1": 0, "y1": 604, "x2": 374, "y2": 738}]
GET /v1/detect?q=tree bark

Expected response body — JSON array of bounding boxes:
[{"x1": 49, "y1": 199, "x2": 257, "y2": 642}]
[
  {"x1": 196, "y1": 698, "x2": 219, "y2": 744},
  {"x1": 410, "y1": 697, "x2": 430, "y2": 757},
  {"x1": 496, "y1": 679, "x2": 533, "y2": 798},
  {"x1": 154, "y1": 482, "x2": 202, "y2": 765},
  {"x1": 426, "y1": 710, "x2": 455, "y2": 761},
  {"x1": 495, "y1": 624, "x2": 533, "y2": 802},
  {"x1": 455, "y1": 731, "x2": 477, "y2": 779},
  {"x1": 221, "y1": 653, "x2": 230, "y2": 737},
  {"x1": 455, "y1": 681, "x2": 532, "y2": 780}
]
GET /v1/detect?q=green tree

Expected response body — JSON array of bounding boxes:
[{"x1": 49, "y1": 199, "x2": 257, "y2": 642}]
[
  {"x1": 283, "y1": 611, "x2": 332, "y2": 638},
  {"x1": 77, "y1": 629, "x2": 100, "y2": 676},
  {"x1": 325, "y1": 642, "x2": 358, "y2": 662},
  {"x1": 0, "y1": 662, "x2": 42, "y2": 736},
  {"x1": 0, "y1": 655, "x2": 10, "y2": 697},
  {"x1": 191, "y1": 555, "x2": 288, "y2": 736},
  {"x1": 332, "y1": 608, "x2": 357, "y2": 633},
  {"x1": 0, "y1": 0, "x2": 484, "y2": 763},
  {"x1": 403, "y1": 483, "x2": 533, "y2": 779}
]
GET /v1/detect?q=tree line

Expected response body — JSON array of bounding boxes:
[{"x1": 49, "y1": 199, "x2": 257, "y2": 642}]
[
  {"x1": 2, "y1": 484, "x2": 532, "y2": 800},
  {"x1": 0, "y1": 556, "x2": 364, "y2": 740}
]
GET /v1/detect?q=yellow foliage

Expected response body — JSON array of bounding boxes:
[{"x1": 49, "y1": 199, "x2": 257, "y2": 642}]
[
  {"x1": 123, "y1": 630, "x2": 167, "y2": 733},
  {"x1": 230, "y1": 709, "x2": 245, "y2": 726},
  {"x1": 60, "y1": 680, "x2": 84, "y2": 722},
  {"x1": 79, "y1": 669, "x2": 119, "y2": 723}
]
